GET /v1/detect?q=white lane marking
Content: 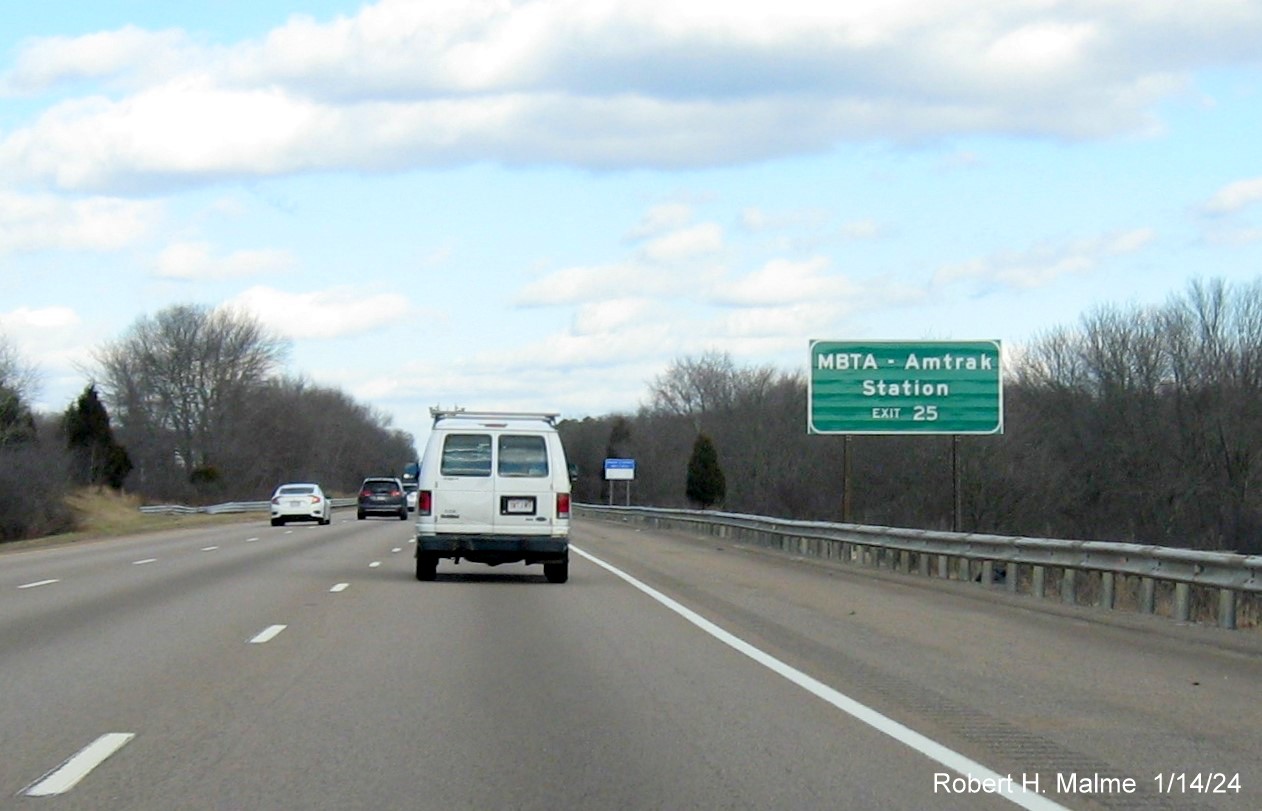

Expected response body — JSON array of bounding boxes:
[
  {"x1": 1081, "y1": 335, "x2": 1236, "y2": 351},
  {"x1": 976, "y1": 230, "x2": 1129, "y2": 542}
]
[
  {"x1": 330, "y1": 583, "x2": 349, "y2": 593},
  {"x1": 18, "y1": 579, "x2": 59, "y2": 589},
  {"x1": 571, "y1": 546, "x2": 1070, "y2": 811},
  {"x1": 369, "y1": 561, "x2": 381, "y2": 568},
  {"x1": 249, "y1": 625, "x2": 287, "y2": 644},
  {"x1": 23, "y1": 732, "x2": 135, "y2": 797},
  {"x1": 201, "y1": 546, "x2": 219, "y2": 552},
  {"x1": 132, "y1": 558, "x2": 158, "y2": 566},
  {"x1": 246, "y1": 537, "x2": 259, "y2": 543},
  {"x1": 391, "y1": 547, "x2": 402, "y2": 553}
]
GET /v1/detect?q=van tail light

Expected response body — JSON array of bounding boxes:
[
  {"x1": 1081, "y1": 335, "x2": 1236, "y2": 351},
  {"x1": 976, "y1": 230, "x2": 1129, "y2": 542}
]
[
  {"x1": 556, "y1": 492, "x2": 571, "y2": 519},
  {"x1": 418, "y1": 490, "x2": 432, "y2": 516}
]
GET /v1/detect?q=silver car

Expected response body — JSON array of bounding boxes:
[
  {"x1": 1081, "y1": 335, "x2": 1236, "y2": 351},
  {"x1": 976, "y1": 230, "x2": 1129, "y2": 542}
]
[{"x1": 270, "y1": 483, "x2": 332, "y2": 526}]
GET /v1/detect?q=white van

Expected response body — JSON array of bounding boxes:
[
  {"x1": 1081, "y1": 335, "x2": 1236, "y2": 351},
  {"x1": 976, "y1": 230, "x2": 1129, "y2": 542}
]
[{"x1": 414, "y1": 409, "x2": 571, "y2": 583}]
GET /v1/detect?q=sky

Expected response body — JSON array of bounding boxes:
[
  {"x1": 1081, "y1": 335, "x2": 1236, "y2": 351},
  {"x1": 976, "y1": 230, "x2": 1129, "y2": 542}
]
[{"x1": 2, "y1": 0, "x2": 1261, "y2": 452}]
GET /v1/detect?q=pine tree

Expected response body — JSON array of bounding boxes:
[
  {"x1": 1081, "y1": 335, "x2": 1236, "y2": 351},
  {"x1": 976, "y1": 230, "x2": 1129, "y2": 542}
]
[
  {"x1": 685, "y1": 433, "x2": 726, "y2": 509},
  {"x1": 63, "y1": 384, "x2": 132, "y2": 489}
]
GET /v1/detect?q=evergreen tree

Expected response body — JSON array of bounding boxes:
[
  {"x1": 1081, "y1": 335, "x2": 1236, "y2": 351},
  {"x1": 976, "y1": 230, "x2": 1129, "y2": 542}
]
[
  {"x1": 686, "y1": 433, "x2": 726, "y2": 509},
  {"x1": 63, "y1": 384, "x2": 132, "y2": 489}
]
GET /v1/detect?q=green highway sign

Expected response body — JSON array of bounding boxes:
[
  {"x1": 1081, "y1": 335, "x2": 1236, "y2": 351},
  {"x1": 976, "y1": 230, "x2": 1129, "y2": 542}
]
[{"x1": 809, "y1": 340, "x2": 1003, "y2": 435}]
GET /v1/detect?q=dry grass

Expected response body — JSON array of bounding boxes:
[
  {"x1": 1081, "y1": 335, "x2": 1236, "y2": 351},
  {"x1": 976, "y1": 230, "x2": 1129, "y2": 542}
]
[{"x1": 0, "y1": 488, "x2": 258, "y2": 553}]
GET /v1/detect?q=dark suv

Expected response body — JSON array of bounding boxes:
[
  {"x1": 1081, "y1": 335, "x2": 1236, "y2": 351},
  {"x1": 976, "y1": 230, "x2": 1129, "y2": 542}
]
[{"x1": 357, "y1": 477, "x2": 409, "y2": 520}]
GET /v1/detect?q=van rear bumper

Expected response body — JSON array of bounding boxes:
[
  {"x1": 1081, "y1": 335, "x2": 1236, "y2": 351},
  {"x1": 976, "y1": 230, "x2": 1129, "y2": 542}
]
[{"x1": 417, "y1": 533, "x2": 568, "y2": 565}]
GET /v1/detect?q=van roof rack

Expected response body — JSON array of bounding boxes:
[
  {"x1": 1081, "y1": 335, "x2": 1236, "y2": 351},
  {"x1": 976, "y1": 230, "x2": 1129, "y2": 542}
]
[{"x1": 430, "y1": 408, "x2": 560, "y2": 426}]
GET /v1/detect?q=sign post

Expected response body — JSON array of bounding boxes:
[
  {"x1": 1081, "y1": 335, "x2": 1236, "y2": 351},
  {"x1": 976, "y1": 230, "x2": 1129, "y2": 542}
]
[
  {"x1": 809, "y1": 340, "x2": 1003, "y2": 530},
  {"x1": 603, "y1": 458, "x2": 635, "y2": 506}
]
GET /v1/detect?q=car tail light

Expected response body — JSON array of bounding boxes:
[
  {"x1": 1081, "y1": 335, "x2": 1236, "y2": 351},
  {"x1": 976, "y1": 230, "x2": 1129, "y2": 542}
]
[
  {"x1": 271, "y1": 497, "x2": 280, "y2": 505},
  {"x1": 311, "y1": 495, "x2": 322, "y2": 504},
  {"x1": 556, "y1": 492, "x2": 571, "y2": 519},
  {"x1": 360, "y1": 489, "x2": 372, "y2": 498},
  {"x1": 390, "y1": 489, "x2": 401, "y2": 497},
  {"x1": 418, "y1": 490, "x2": 432, "y2": 516}
]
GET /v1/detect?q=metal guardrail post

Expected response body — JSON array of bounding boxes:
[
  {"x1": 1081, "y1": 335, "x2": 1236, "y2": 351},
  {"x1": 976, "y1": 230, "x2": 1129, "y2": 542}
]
[
  {"x1": 1174, "y1": 583, "x2": 1191, "y2": 622},
  {"x1": 1032, "y1": 565, "x2": 1046, "y2": 599},
  {"x1": 1061, "y1": 568, "x2": 1076, "y2": 604},
  {"x1": 1100, "y1": 572, "x2": 1115, "y2": 609},
  {"x1": 1218, "y1": 589, "x2": 1237, "y2": 630},
  {"x1": 1139, "y1": 578, "x2": 1156, "y2": 614}
]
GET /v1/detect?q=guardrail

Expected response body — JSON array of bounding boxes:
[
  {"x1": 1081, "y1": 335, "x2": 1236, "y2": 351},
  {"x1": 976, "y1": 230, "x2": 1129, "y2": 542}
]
[
  {"x1": 576, "y1": 504, "x2": 1262, "y2": 630},
  {"x1": 139, "y1": 498, "x2": 358, "y2": 515}
]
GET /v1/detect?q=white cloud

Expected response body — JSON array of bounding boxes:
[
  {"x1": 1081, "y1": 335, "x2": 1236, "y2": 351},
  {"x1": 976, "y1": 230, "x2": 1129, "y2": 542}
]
[
  {"x1": 0, "y1": 306, "x2": 80, "y2": 332},
  {"x1": 713, "y1": 257, "x2": 855, "y2": 307},
  {"x1": 2, "y1": 25, "x2": 198, "y2": 94},
  {"x1": 1204, "y1": 176, "x2": 1262, "y2": 214},
  {"x1": 226, "y1": 285, "x2": 412, "y2": 339},
  {"x1": 840, "y1": 219, "x2": 885, "y2": 240},
  {"x1": 640, "y1": 223, "x2": 724, "y2": 262},
  {"x1": 4, "y1": 1, "x2": 1259, "y2": 191},
  {"x1": 155, "y1": 241, "x2": 295, "y2": 280},
  {"x1": 932, "y1": 228, "x2": 1157, "y2": 290},
  {"x1": 516, "y1": 261, "x2": 710, "y2": 306},
  {"x1": 0, "y1": 192, "x2": 156, "y2": 254},
  {"x1": 572, "y1": 298, "x2": 655, "y2": 335},
  {"x1": 627, "y1": 203, "x2": 693, "y2": 239}
]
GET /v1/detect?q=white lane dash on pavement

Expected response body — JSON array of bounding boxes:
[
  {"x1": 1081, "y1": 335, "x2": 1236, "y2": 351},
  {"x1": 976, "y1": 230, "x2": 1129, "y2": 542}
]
[
  {"x1": 17, "y1": 579, "x2": 59, "y2": 589},
  {"x1": 391, "y1": 547, "x2": 402, "y2": 553},
  {"x1": 23, "y1": 732, "x2": 135, "y2": 797},
  {"x1": 132, "y1": 558, "x2": 158, "y2": 565},
  {"x1": 249, "y1": 624, "x2": 288, "y2": 644},
  {"x1": 245, "y1": 537, "x2": 259, "y2": 543},
  {"x1": 330, "y1": 583, "x2": 349, "y2": 593},
  {"x1": 201, "y1": 546, "x2": 219, "y2": 552},
  {"x1": 369, "y1": 561, "x2": 381, "y2": 568}
]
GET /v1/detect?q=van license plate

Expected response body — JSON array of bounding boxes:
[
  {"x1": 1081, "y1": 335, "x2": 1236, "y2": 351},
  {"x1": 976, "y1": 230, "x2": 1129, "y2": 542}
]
[{"x1": 503, "y1": 497, "x2": 536, "y2": 515}]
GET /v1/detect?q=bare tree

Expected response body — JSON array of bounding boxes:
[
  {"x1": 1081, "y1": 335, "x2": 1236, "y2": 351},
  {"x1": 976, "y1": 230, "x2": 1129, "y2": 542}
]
[{"x1": 95, "y1": 304, "x2": 289, "y2": 493}]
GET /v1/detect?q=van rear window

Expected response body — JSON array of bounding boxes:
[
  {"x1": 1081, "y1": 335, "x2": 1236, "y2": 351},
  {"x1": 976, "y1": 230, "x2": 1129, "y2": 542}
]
[
  {"x1": 498, "y1": 435, "x2": 548, "y2": 477},
  {"x1": 441, "y1": 434, "x2": 492, "y2": 476}
]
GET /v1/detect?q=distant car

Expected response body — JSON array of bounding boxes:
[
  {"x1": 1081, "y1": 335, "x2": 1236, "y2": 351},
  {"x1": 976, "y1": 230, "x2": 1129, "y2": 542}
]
[
  {"x1": 403, "y1": 482, "x2": 419, "y2": 512},
  {"x1": 271, "y1": 483, "x2": 331, "y2": 526},
  {"x1": 358, "y1": 476, "x2": 409, "y2": 520}
]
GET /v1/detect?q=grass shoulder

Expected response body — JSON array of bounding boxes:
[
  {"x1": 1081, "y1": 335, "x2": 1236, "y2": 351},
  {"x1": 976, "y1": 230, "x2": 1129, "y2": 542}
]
[{"x1": 0, "y1": 488, "x2": 259, "y2": 554}]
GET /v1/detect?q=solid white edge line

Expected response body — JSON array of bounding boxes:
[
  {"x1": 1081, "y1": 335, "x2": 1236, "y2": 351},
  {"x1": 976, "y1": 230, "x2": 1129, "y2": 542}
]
[
  {"x1": 23, "y1": 732, "x2": 135, "y2": 797},
  {"x1": 570, "y1": 545, "x2": 1070, "y2": 811},
  {"x1": 17, "y1": 579, "x2": 59, "y2": 589},
  {"x1": 249, "y1": 624, "x2": 287, "y2": 644}
]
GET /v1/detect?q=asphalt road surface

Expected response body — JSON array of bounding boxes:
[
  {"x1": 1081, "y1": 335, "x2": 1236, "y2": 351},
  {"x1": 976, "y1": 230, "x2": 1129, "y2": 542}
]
[{"x1": 2, "y1": 513, "x2": 1259, "y2": 810}]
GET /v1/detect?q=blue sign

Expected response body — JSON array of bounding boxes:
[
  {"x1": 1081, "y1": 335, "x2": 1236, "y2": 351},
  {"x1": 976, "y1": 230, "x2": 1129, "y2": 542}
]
[{"x1": 604, "y1": 458, "x2": 635, "y2": 480}]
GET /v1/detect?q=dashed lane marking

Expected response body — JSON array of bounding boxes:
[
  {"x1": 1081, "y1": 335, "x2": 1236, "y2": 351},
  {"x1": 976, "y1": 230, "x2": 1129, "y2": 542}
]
[{"x1": 23, "y1": 733, "x2": 135, "y2": 797}]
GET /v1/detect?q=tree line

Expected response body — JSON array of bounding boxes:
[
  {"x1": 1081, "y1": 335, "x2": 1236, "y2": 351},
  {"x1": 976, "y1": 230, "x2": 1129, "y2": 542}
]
[
  {"x1": 559, "y1": 278, "x2": 1262, "y2": 555},
  {"x1": 0, "y1": 303, "x2": 416, "y2": 542}
]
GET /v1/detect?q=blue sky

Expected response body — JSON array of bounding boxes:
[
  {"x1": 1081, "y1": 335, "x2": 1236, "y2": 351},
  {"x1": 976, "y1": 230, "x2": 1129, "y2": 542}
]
[{"x1": 2, "y1": 1, "x2": 1261, "y2": 451}]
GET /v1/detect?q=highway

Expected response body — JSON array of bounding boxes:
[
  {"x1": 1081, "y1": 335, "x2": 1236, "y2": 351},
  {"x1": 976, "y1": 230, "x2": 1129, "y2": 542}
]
[{"x1": 1, "y1": 514, "x2": 1259, "y2": 810}]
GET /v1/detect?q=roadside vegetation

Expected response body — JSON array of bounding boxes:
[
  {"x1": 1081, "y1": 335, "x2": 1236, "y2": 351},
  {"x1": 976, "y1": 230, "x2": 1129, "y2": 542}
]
[
  {"x1": 7, "y1": 278, "x2": 1262, "y2": 556},
  {"x1": 0, "y1": 303, "x2": 414, "y2": 545},
  {"x1": 560, "y1": 277, "x2": 1262, "y2": 555}
]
